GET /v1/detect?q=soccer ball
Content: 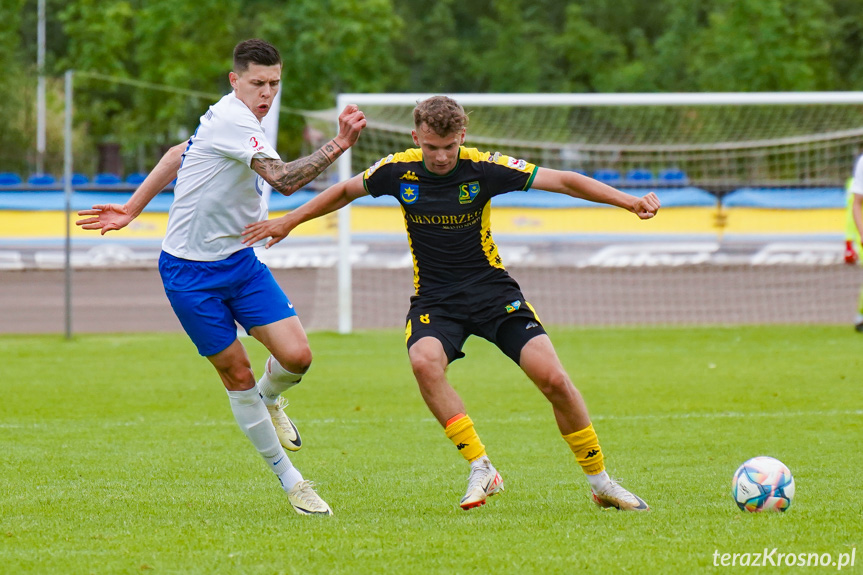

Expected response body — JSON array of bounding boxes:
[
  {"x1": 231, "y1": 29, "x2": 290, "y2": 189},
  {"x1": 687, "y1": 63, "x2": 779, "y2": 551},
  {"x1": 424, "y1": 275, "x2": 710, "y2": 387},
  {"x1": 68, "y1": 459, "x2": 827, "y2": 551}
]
[{"x1": 732, "y1": 456, "x2": 795, "y2": 512}]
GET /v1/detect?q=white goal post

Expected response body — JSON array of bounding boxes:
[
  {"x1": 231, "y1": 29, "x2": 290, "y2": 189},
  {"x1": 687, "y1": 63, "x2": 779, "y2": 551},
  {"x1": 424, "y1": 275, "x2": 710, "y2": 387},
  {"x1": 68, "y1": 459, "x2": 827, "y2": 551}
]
[{"x1": 331, "y1": 92, "x2": 863, "y2": 334}]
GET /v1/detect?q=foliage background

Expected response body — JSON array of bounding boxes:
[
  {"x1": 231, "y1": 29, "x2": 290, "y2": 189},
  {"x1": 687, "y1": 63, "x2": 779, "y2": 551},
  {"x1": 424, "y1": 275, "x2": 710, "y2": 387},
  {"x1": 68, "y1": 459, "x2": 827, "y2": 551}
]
[{"x1": 3, "y1": 0, "x2": 863, "y2": 175}]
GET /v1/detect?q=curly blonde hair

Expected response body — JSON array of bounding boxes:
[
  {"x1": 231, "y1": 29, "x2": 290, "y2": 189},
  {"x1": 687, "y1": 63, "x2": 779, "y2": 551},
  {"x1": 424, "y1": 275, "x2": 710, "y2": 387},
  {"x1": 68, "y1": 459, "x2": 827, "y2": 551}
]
[{"x1": 413, "y1": 96, "x2": 469, "y2": 137}]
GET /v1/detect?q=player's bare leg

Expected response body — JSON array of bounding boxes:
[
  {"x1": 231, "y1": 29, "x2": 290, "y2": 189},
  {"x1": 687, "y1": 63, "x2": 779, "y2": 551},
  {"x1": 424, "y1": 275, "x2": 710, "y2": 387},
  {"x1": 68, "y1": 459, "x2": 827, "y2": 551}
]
[
  {"x1": 519, "y1": 335, "x2": 648, "y2": 511},
  {"x1": 251, "y1": 316, "x2": 313, "y2": 376},
  {"x1": 408, "y1": 336, "x2": 464, "y2": 425},
  {"x1": 517, "y1": 335, "x2": 590, "y2": 434},
  {"x1": 208, "y1": 337, "x2": 257, "y2": 392},
  {"x1": 250, "y1": 317, "x2": 310, "y2": 451},
  {"x1": 409, "y1": 337, "x2": 504, "y2": 509}
]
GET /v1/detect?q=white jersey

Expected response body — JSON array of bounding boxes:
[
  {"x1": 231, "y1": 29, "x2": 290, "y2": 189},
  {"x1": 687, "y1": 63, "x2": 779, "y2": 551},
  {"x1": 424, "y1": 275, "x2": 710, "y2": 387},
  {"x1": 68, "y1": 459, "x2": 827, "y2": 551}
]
[
  {"x1": 851, "y1": 154, "x2": 863, "y2": 197},
  {"x1": 162, "y1": 92, "x2": 280, "y2": 261}
]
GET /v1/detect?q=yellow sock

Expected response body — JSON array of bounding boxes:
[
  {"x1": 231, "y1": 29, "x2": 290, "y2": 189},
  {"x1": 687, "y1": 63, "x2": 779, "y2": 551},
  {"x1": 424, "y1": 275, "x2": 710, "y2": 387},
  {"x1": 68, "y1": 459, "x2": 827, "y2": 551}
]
[
  {"x1": 444, "y1": 414, "x2": 486, "y2": 463},
  {"x1": 562, "y1": 423, "x2": 605, "y2": 475}
]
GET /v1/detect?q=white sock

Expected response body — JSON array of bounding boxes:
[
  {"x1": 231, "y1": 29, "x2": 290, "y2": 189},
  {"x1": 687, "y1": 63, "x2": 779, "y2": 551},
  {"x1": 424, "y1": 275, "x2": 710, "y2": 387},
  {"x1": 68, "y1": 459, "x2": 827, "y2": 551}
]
[
  {"x1": 278, "y1": 467, "x2": 304, "y2": 492},
  {"x1": 586, "y1": 470, "x2": 611, "y2": 491},
  {"x1": 470, "y1": 455, "x2": 490, "y2": 469},
  {"x1": 226, "y1": 386, "x2": 301, "y2": 485},
  {"x1": 257, "y1": 356, "x2": 303, "y2": 406}
]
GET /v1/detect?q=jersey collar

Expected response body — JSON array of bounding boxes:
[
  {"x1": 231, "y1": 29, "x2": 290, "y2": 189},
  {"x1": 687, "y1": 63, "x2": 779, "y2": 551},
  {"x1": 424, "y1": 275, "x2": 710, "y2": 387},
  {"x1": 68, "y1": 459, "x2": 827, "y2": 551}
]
[{"x1": 421, "y1": 147, "x2": 464, "y2": 178}]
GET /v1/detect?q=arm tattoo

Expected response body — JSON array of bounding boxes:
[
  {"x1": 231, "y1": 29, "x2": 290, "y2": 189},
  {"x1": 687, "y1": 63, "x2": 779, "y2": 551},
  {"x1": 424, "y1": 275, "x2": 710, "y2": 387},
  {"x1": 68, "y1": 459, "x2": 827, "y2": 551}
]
[{"x1": 252, "y1": 148, "x2": 334, "y2": 196}]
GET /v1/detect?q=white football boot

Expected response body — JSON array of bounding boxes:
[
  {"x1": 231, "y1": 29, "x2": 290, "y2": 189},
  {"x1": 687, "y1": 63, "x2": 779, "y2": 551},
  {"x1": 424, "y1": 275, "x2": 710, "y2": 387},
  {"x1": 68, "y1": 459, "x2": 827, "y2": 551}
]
[
  {"x1": 591, "y1": 479, "x2": 649, "y2": 511},
  {"x1": 266, "y1": 397, "x2": 302, "y2": 452},
  {"x1": 459, "y1": 458, "x2": 504, "y2": 510},
  {"x1": 287, "y1": 481, "x2": 333, "y2": 516}
]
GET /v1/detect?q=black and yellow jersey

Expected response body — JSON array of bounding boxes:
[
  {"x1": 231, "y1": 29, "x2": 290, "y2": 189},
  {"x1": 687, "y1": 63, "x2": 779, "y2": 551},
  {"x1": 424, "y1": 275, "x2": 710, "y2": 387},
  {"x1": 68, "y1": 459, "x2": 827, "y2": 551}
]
[{"x1": 363, "y1": 146, "x2": 538, "y2": 297}]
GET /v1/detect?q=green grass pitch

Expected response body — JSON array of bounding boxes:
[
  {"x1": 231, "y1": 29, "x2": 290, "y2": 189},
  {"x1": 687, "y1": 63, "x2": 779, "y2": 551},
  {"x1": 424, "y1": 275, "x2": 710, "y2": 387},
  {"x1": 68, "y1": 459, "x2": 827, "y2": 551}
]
[{"x1": 1, "y1": 326, "x2": 861, "y2": 574}]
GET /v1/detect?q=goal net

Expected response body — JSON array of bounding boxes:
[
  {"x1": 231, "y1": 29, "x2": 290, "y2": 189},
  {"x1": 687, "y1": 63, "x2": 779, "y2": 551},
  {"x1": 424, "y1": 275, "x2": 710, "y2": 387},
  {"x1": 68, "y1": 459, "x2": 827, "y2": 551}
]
[
  {"x1": 314, "y1": 93, "x2": 863, "y2": 191},
  {"x1": 293, "y1": 93, "x2": 863, "y2": 332}
]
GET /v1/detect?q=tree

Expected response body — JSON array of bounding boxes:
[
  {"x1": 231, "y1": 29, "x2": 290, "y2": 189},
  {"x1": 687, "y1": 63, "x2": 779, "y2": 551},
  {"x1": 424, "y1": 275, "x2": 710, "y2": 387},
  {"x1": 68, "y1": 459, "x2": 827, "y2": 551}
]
[
  {"x1": 5, "y1": 0, "x2": 863, "y2": 176},
  {"x1": 648, "y1": 0, "x2": 712, "y2": 91},
  {"x1": 691, "y1": 0, "x2": 838, "y2": 91},
  {"x1": 830, "y1": 0, "x2": 863, "y2": 89},
  {"x1": 0, "y1": 0, "x2": 35, "y2": 174},
  {"x1": 552, "y1": 2, "x2": 629, "y2": 92},
  {"x1": 59, "y1": 0, "x2": 241, "y2": 173},
  {"x1": 237, "y1": 0, "x2": 405, "y2": 157}
]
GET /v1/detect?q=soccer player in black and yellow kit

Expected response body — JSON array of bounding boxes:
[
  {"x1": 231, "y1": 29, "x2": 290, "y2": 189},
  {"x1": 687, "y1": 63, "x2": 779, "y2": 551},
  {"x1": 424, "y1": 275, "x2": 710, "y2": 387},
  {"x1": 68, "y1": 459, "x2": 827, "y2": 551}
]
[{"x1": 243, "y1": 96, "x2": 660, "y2": 511}]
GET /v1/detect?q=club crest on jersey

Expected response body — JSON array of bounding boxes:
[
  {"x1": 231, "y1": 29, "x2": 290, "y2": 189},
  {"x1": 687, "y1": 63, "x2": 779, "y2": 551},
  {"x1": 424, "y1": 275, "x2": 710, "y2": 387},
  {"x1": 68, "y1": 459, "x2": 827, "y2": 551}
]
[
  {"x1": 400, "y1": 182, "x2": 419, "y2": 204},
  {"x1": 459, "y1": 181, "x2": 480, "y2": 204},
  {"x1": 505, "y1": 300, "x2": 522, "y2": 313}
]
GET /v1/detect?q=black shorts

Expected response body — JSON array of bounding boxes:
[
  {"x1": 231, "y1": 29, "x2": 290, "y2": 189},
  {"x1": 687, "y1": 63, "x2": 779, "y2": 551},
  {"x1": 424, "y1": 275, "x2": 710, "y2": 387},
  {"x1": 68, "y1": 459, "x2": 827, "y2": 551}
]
[{"x1": 404, "y1": 281, "x2": 546, "y2": 365}]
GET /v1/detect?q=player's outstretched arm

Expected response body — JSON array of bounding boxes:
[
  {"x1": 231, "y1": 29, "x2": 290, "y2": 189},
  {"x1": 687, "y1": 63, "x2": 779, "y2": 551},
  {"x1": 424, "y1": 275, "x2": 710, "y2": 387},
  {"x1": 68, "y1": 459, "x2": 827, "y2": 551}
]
[
  {"x1": 532, "y1": 167, "x2": 660, "y2": 220},
  {"x1": 76, "y1": 143, "x2": 185, "y2": 234},
  {"x1": 252, "y1": 104, "x2": 366, "y2": 197},
  {"x1": 242, "y1": 173, "x2": 367, "y2": 248}
]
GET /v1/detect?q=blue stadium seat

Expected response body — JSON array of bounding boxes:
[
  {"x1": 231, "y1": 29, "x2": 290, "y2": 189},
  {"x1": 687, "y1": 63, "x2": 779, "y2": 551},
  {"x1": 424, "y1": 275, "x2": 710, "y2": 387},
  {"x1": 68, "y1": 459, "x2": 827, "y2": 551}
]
[
  {"x1": 58, "y1": 173, "x2": 89, "y2": 186},
  {"x1": 27, "y1": 173, "x2": 56, "y2": 186},
  {"x1": 0, "y1": 172, "x2": 22, "y2": 186},
  {"x1": 94, "y1": 172, "x2": 122, "y2": 185},
  {"x1": 659, "y1": 168, "x2": 689, "y2": 185},
  {"x1": 69, "y1": 173, "x2": 89, "y2": 186},
  {"x1": 592, "y1": 169, "x2": 621, "y2": 183},
  {"x1": 625, "y1": 168, "x2": 654, "y2": 184},
  {"x1": 125, "y1": 172, "x2": 148, "y2": 186}
]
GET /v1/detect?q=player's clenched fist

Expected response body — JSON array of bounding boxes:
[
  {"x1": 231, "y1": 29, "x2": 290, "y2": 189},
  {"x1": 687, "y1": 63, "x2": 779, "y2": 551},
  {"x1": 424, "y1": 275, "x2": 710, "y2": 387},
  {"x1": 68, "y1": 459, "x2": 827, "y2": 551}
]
[
  {"x1": 335, "y1": 104, "x2": 367, "y2": 149},
  {"x1": 634, "y1": 192, "x2": 660, "y2": 220}
]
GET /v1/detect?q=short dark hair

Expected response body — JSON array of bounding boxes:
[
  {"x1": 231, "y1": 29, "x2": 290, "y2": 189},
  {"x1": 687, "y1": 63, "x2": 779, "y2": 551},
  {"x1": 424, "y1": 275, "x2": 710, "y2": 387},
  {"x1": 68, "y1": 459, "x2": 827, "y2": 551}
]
[
  {"x1": 413, "y1": 96, "x2": 469, "y2": 137},
  {"x1": 233, "y1": 39, "x2": 281, "y2": 73}
]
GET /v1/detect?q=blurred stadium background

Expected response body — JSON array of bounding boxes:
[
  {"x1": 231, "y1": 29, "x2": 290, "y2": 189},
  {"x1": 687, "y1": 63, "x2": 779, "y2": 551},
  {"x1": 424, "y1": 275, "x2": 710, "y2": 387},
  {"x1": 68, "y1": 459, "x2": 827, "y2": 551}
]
[{"x1": 3, "y1": 0, "x2": 863, "y2": 334}]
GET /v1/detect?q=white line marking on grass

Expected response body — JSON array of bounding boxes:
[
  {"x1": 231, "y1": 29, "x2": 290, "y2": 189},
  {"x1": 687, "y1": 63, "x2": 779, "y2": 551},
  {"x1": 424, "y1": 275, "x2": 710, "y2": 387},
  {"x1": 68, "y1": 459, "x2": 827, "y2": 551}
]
[
  {"x1": 1, "y1": 409, "x2": 861, "y2": 429},
  {"x1": 590, "y1": 408, "x2": 863, "y2": 422},
  {"x1": 293, "y1": 408, "x2": 863, "y2": 426}
]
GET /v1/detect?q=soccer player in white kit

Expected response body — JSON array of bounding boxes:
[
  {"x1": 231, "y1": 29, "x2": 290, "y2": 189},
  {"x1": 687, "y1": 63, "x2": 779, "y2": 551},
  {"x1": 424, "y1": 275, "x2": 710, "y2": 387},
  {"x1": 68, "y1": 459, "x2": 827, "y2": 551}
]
[
  {"x1": 77, "y1": 39, "x2": 366, "y2": 515},
  {"x1": 849, "y1": 152, "x2": 863, "y2": 331}
]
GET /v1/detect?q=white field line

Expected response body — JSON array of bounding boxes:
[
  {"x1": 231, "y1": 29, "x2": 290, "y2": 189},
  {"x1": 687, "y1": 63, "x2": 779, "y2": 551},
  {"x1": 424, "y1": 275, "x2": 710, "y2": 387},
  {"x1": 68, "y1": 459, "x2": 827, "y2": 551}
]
[{"x1": 1, "y1": 409, "x2": 861, "y2": 430}]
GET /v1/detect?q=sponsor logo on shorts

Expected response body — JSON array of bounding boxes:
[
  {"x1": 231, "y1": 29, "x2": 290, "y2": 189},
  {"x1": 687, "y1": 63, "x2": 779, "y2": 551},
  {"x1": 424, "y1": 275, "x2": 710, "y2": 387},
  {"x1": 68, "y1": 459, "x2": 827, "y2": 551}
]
[{"x1": 505, "y1": 300, "x2": 521, "y2": 313}]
